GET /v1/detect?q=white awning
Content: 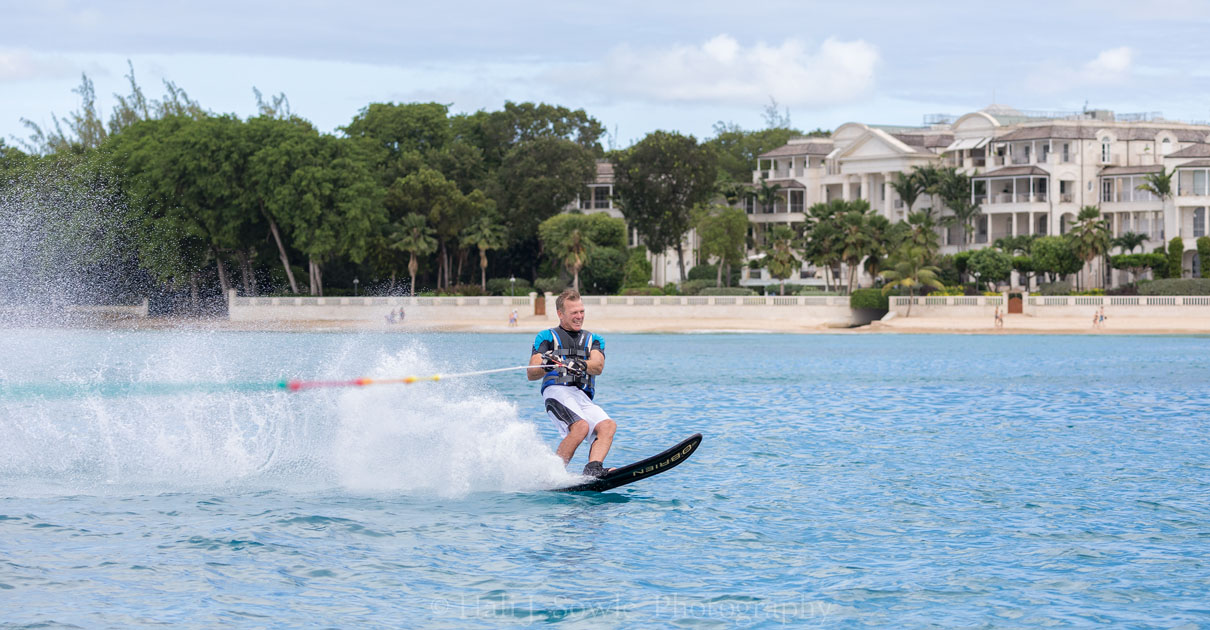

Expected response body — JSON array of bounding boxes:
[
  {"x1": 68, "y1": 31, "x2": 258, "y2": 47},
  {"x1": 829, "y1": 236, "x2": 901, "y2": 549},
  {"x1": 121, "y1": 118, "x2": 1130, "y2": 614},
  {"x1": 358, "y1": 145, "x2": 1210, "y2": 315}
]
[{"x1": 944, "y1": 137, "x2": 990, "y2": 152}]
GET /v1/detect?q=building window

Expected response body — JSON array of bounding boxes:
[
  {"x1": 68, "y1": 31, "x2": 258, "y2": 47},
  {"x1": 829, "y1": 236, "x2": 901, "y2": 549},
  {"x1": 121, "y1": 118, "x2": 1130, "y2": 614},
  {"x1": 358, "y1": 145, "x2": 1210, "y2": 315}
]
[
  {"x1": 789, "y1": 190, "x2": 804, "y2": 213},
  {"x1": 593, "y1": 186, "x2": 610, "y2": 209},
  {"x1": 1102, "y1": 179, "x2": 1113, "y2": 203},
  {"x1": 744, "y1": 196, "x2": 756, "y2": 214},
  {"x1": 1037, "y1": 214, "x2": 1047, "y2": 235},
  {"x1": 1062, "y1": 143, "x2": 1071, "y2": 163},
  {"x1": 579, "y1": 189, "x2": 592, "y2": 210},
  {"x1": 1161, "y1": 138, "x2": 1172, "y2": 155},
  {"x1": 1195, "y1": 207, "x2": 1206, "y2": 238},
  {"x1": 1101, "y1": 137, "x2": 1112, "y2": 163}
]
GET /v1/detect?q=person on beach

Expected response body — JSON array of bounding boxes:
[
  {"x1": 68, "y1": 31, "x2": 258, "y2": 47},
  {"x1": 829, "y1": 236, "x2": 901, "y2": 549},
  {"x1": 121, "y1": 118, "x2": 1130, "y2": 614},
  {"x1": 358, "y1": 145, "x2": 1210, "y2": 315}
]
[
  {"x1": 508, "y1": 308, "x2": 518, "y2": 327},
  {"x1": 994, "y1": 306, "x2": 1003, "y2": 329},
  {"x1": 527, "y1": 288, "x2": 616, "y2": 478}
]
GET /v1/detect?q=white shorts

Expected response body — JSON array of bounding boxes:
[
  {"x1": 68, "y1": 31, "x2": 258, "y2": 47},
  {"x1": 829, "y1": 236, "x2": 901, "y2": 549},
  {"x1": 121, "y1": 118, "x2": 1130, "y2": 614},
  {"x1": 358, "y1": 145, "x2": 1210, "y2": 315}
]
[{"x1": 543, "y1": 385, "x2": 612, "y2": 443}]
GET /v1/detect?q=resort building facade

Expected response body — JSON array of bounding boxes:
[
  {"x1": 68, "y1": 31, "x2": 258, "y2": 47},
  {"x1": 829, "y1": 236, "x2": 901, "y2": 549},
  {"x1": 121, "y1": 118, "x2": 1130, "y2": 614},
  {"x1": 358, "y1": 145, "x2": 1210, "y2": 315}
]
[{"x1": 749, "y1": 106, "x2": 1210, "y2": 288}]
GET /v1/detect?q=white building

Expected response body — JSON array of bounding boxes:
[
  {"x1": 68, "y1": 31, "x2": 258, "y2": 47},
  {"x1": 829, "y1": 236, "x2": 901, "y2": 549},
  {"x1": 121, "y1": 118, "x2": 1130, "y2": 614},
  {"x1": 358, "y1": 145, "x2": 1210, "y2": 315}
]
[{"x1": 750, "y1": 106, "x2": 1210, "y2": 288}]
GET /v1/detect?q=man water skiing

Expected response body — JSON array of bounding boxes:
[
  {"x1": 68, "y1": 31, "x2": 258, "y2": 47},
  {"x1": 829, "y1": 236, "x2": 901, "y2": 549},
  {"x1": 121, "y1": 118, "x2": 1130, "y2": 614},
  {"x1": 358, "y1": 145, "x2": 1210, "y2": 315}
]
[{"x1": 527, "y1": 289, "x2": 616, "y2": 478}]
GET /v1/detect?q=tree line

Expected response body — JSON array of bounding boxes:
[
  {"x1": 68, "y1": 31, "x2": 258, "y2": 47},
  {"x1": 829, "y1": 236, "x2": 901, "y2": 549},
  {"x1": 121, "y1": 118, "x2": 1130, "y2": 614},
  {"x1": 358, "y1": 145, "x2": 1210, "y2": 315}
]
[{"x1": 2, "y1": 70, "x2": 811, "y2": 307}]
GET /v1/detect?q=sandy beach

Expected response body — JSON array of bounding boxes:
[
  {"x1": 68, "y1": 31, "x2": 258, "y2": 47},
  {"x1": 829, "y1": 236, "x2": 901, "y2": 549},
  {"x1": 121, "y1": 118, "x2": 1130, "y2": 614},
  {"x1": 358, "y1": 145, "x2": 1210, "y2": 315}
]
[{"x1": 88, "y1": 312, "x2": 1210, "y2": 335}]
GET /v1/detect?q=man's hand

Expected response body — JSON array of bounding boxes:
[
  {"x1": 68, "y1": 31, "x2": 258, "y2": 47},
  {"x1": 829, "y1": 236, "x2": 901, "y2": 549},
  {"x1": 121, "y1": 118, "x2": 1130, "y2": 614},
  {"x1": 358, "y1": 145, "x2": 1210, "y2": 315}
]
[
  {"x1": 566, "y1": 357, "x2": 587, "y2": 375},
  {"x1": 540, "y1": 350, "x2": 558, "y2": 364}
]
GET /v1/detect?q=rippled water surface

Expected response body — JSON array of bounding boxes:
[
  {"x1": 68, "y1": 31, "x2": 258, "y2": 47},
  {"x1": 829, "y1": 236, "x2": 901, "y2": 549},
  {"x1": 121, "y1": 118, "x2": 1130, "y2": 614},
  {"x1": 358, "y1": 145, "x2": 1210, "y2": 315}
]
[{"x1": 2, "y1": 330, "x2": 1208, "y2": 628}]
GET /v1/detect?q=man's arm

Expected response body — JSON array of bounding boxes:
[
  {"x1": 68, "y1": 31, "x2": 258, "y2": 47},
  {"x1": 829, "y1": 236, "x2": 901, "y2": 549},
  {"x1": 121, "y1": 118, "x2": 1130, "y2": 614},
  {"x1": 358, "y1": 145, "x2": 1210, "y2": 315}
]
[
  {"x1": 527, "y1": 352, "x2": 548, "y2": 380},
  {"x1": 586, "y1": 349, "x2": 604, "y2": 375}
]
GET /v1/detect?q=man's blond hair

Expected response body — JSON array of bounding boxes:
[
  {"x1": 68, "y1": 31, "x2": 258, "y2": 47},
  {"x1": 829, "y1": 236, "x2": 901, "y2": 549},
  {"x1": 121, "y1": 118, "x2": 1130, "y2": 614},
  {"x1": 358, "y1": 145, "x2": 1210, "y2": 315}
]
[{"x1": 555, "y1": 288, "x2": 582, "y2": 313}]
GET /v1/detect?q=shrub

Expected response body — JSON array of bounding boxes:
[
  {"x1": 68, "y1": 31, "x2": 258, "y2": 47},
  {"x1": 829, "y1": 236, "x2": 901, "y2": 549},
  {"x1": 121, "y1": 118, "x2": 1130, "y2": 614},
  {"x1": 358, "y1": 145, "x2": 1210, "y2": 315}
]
[
  {"x1": 795, "y1": 289, "x2": 841, "y2": 296},
  {"x1": 1152, "y1": 245, "x2": 1170, "y2": 278},
  {"x1": 1137, "y1": 278, "x2": 1210, "y2": 295},
  {"x1": 763, "y1": 283, "x2": 812, "y2": 295},
  {"x1": 930, "y1": 286, "x2": 966, "y2": 296},
  {"x1": 442, "y1": 283, "x2": 485, "y2": 296},
  {"x1": 534, "y1": 276, "x2": 564, "y2": 295},
  {"x1": 662, "y1": 282, "x2": 679, "y2": 295},
  {"x1": 679, "y1": 279, "x2": 713, "y2": 296},
  {"x1": 1037, "y1": 281, "x2": 1072, "y2": 296},
  {"x1": 1072, "y1": 288, "x2": 1106, "y2": 296},
  {"x1": 619, "y1": 286, "x2": 662, "y2": 296},
  {"x1": 982, "y1": 291, "x2": 1001, "y2": 297},
  {"x1": 622, "y1": 247, "x2": 653, "y2": 288},
  {"x1": 1168, "y1": 237, "x2": 1185, "y2": 279},
  {"x1": 1199, "y1": 236, "x2": 1210, "y2": 278},
  {"x1": 581, "y1": 246, "x2": 626, "y2": 295},
  {"x1": 698, "y1": 287, "x2": 756, "y2": 296},
  {"x1": 486, "y1": 276, "x2": 533, "y2": 296},
  {"x1": 850, "y1": 288, "x2": 889, "y2": 310},
  {"x1": 687, "y1": 263, "x2": 741, "y2": 286}
]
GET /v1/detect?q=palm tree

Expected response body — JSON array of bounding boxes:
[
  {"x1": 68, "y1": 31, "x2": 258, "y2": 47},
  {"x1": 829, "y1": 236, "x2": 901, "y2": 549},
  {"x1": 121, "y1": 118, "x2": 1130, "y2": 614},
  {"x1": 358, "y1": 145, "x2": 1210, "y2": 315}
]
[
  {"x1": 546, "y1": 225, "x2": 593, "y2": 292},
  {"x1": 390, "y1": 213, "x2": 437, "y2": 296},
  {"x1": 936, "y1": 168, "x2": 982, "y2": 249},
  {"x1": 837, "y1": 199, "x2": 876, "y2": 293},
  {"x1": 762, "y1": 225, "x2": 800, "y2": 295},
  {"x1": 911, "y1": 165, "x2": 943, "y2": 218},
  {"x1": 1113, "y1": 231, "x2": 1147, "y2": 254},
  {"x1": 1136, "y1": 168, "x2": 1173, "y2": 201},
  {"x1": 801, "y1": 200, "x2": 845, "y2": 291},
  {"x1": 880, "y1": 244, "x2": 945, "y2": 316},
  {"x1": 460, "y1": 213, "x2": 509, "y2": 292},
  {"x1": 890, "y1": 171, "x2": 923, "y2": 214},
  {"x1": 905, "y1": 210, "x2": 941, "y2": 260},
  {"x1": 1067, "y1": 206, "x2": 1112, "y2": 289},
  {"x1": 755, "y1": 179, "x2": 782, "y2": 214}
]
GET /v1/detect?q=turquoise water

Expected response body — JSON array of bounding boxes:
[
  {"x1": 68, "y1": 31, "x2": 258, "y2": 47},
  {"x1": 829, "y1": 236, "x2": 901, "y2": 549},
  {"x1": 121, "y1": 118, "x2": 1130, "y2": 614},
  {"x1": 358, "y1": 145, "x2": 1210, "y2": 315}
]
[{"x1": 2, "y1": 330, "x2": 1208, "y2": 628}]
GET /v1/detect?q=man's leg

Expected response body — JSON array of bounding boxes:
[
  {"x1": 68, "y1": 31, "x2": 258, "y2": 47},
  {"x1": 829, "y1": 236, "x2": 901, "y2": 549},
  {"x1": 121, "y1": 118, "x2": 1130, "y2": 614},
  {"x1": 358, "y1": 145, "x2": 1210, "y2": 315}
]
[
  {"x1": 556, "y1": 420, "x2": 589, "y2": 464},
  {"x1": 587, "y1": 419, "x2": 616, "y2": 464}
]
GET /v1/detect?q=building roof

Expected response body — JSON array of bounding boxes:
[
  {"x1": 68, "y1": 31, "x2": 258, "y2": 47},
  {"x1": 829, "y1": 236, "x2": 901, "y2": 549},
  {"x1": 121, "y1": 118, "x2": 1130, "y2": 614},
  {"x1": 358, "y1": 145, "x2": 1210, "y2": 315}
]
[
  {"x1": 891, "y1": 133, "x2": 954, "y2": 149},
  {"x1": 766, "y1": 179, "x2": 805, "y2": 189},
  {"x1": 758, "y1": 140, "x2": 834, "y2": 158},
  {"x1": 1175, "y1": 159, "x2": 1210, "y2": 168},
  {"x1": 973, "y1": 166, "x2": 1049, "y2": 178},
  {"x1": 593, "y1": 160, "x2": 613, "y2": 184},
  {"x1": 995, "y1": 125, "x2": 1096, "y2": 141},
  {"x1": 1100, "y1": 165, "x2": 1164, "y2": 176},
  {"x1": 1167, "y1": 143, "x2": 1210, "y2": 158}
]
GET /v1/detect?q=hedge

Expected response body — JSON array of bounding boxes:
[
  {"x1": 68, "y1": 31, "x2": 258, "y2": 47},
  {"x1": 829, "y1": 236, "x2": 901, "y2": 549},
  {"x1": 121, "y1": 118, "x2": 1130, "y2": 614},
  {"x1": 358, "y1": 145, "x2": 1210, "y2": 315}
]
[
  {"x1": 850, "y1": 288, "x2": 889, "y2": 310},
  {"x1": 698, "y1": 287, "x2": 756, "y2": 296},
  {"x1": 1137, "y1": 278, "x2": 1210, "y2": 295}
]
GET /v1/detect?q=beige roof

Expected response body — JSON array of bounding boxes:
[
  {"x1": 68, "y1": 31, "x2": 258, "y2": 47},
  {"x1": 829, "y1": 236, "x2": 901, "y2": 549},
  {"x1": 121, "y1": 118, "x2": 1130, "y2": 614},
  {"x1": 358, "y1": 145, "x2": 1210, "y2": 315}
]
[
  {"x1": 763, "y1": 178, "x2": 805, "y2": 189},
  {"x1": 891, "y1": 133, "x2": 954, "y2": 149},
  {"x1": 758, "y1": 141, "x2": 834, "y2": 158},
  {"x1": 1168, "y1": 143, "x2": 1210, "y2": 158},
  {"x1": 1175, "y1": 159, "x2": 1210, "y2": 168},
  {"x1": 995, "y1": 126, "x2": 1096, "y2": 141},
  {"x1": 1100, "y1": 165, "x2": 1163, "y2": 176},
  {"x1": 973, "y1": 166, "x2": 1049, "y2": 178},
  {"x1": 593, "y1": 160, "x2": 614, "y2": 184}
]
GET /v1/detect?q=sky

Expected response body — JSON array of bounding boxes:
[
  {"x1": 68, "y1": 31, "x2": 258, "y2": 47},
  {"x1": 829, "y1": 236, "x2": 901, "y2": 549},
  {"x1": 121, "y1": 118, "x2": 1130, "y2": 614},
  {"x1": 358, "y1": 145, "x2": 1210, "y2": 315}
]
[{"x1": 3, "y1": 0, "x2": 1210, "y2": 150}]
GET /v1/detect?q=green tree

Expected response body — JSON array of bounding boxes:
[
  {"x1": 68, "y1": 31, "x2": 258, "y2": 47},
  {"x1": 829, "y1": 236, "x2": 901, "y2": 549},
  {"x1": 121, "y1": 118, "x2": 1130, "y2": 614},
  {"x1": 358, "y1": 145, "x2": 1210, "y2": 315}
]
[
  {"x1": 1067, "y1": 206, "x2": 1112, "y2": 288},
  {"x1": 936, "y1": 168, "x2": 982, "y2": 249},
  {"x1": 1136, "y1": 168, "x2": 1173, "y2": 201},
  {"x1": 754, "y1": 179, "x2": 782, "y2": 214},
  {"x1": 879, "y1": 245, "x2": 944, "y2": 316},
  {"x1": 707, "y1": 122, "x2": 802, "y2": 184},
  {"x1": 1110, "y1": 253, "x2": 1167, "y2": 284},
  {"x1": 384, "y1": 168, "x2": 463, "y2": 289},
  {"x1": 1168, "y1": 236, "x2": 1185, "y2": 279},
  {"x1": 390, "y1": 213, "x2": 437, "y2": 295},
  {"x1": 539, "y1": 214, "x2": 597, "y2": 292},
  {"x1": 911, "y1": 164, "x2": 943, "y2": 218},
  {"x1": 1031, "y1": 236, "x2": 1083, "y2": 283},
  {"x1": 967, "y1": 247, "x2": 1013, "y2": 291},
  {"x1": 460, "y1": 210, "x2": 508, "y2": 291},
  {"x1": 905, "y1": 210, "x2": 941, "y2": 261},
  {"x1": 1113, "y1": 231, "x2": 1147, "y2": 254},
  {"x1": 611, "y1": 130, "x2": 717, "y2": 283},
  {"x1": 837, "y1": 199, "x2": 876, "y2": 292},
  {"x1": 761, "y1": 225, "x2": 800, "y2": 295},
  {"x1": 801, "y1": 199, "x2": 846, "y2": 291},
  {"x1": 1199, "y1": 237, "x2": 1210, "y2": 278},
  {"x1": 622, "y1": 247, "x2": 653, "y2": 288},
  {"x1": 890, "y1": 171, "x2": 924, "y2": 214},
  {"x1": 697, "y1": 206, "x2": 750, "y2": 287}
]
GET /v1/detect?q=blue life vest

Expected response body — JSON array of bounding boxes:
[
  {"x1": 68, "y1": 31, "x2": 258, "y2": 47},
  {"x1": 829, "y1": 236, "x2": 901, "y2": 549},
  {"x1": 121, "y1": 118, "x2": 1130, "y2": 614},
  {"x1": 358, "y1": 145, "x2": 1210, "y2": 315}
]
[{"x1": 541, "y1": 327, "x2": 596, "y2": 399}]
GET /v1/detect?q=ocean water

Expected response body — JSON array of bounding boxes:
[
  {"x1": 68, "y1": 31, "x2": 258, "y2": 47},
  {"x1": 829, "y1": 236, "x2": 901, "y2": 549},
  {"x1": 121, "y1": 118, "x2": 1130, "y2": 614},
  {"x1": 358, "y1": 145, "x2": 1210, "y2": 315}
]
[{"x1": 1, "y1": 330, "x2": 1208, "y2": 629}]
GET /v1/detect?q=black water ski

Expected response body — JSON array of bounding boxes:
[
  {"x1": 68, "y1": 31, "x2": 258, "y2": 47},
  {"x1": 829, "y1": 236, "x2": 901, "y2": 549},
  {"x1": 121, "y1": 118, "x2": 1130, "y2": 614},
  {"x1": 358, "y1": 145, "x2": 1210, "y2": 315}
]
[{"x1": 552, "y1": 433, "x2": 702, "y2": 493}]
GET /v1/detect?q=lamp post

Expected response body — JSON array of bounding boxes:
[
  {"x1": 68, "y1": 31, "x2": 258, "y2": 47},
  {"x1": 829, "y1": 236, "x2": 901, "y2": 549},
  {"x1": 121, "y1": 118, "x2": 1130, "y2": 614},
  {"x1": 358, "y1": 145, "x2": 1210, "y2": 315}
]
[
  {"x1": 353, "y1": 278, "x2": 359, "y2": 296},
  {"x1": 509, "y1": 275, "x2": 515, "y2": 297}
]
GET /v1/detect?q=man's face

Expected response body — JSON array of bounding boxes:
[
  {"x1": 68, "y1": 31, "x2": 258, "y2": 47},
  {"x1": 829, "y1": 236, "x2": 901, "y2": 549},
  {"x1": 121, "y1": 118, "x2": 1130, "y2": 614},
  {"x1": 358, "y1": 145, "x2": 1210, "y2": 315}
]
[{"x1": 558, "y1": 299, "x2": 585, "y2": 331}]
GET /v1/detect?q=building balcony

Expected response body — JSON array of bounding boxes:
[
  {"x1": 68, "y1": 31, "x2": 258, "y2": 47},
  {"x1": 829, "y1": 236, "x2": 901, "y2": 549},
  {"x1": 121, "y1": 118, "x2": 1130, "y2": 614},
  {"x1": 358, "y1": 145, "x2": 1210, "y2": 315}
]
[{"x1": 978, "y1": 193, "x2": 1049, "y2": 205}]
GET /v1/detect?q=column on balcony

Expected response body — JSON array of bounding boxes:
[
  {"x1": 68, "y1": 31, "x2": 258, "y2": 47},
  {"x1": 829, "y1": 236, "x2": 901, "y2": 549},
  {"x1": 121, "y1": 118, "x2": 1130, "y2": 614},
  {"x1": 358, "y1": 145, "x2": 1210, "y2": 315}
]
[
  {"x1": 842, "y1": 176, "x2": 852, "y2": 201},
  {"x1": 1011, "y1": 212, "x2": 1018, "y2": 238},
  {"x1": 882, "y1": 173, "x2": 892, "y2": 217}
]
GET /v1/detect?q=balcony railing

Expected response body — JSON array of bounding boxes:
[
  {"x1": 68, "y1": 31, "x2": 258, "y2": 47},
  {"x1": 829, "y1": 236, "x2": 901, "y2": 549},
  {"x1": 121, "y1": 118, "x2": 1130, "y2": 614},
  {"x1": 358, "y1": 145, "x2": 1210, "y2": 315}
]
[
  {"x1": 1060, "y1": 193, "x2": 1074, "y2": 203},
  {"x1": 983, "y1": 193, "x2": 1049, "y2": 204}
]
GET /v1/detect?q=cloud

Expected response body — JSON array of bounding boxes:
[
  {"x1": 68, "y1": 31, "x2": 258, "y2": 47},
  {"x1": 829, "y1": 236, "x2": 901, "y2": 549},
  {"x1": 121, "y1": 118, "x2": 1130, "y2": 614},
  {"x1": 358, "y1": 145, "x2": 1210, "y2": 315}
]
[
  {"x1": 1026, "y1": 47, "x2": 1135, "y2": 93},
  {"x1": 0, "y1": 49, "x2": 76, "y2": 82},
  {"x1": 549, "y1": 35, "x2": 879, "y2": 108}
]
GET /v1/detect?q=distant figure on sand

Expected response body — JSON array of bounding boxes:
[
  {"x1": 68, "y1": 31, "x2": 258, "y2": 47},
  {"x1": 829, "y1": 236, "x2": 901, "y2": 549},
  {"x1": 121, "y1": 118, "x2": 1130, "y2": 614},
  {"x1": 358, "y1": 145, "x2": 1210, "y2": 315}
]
[
  {"x1": 385, "y1": 309, "x2": 396, "y2": 325},
  {"x1": 508, "y1": 308, "x2": 518, "y2": 327},
  {"x1": 1094, "y1": 306, "x2": 1106, "y2": 329},
  {"x1": 993, "y1": 306, "x2": 1004, "y2": 329}
]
